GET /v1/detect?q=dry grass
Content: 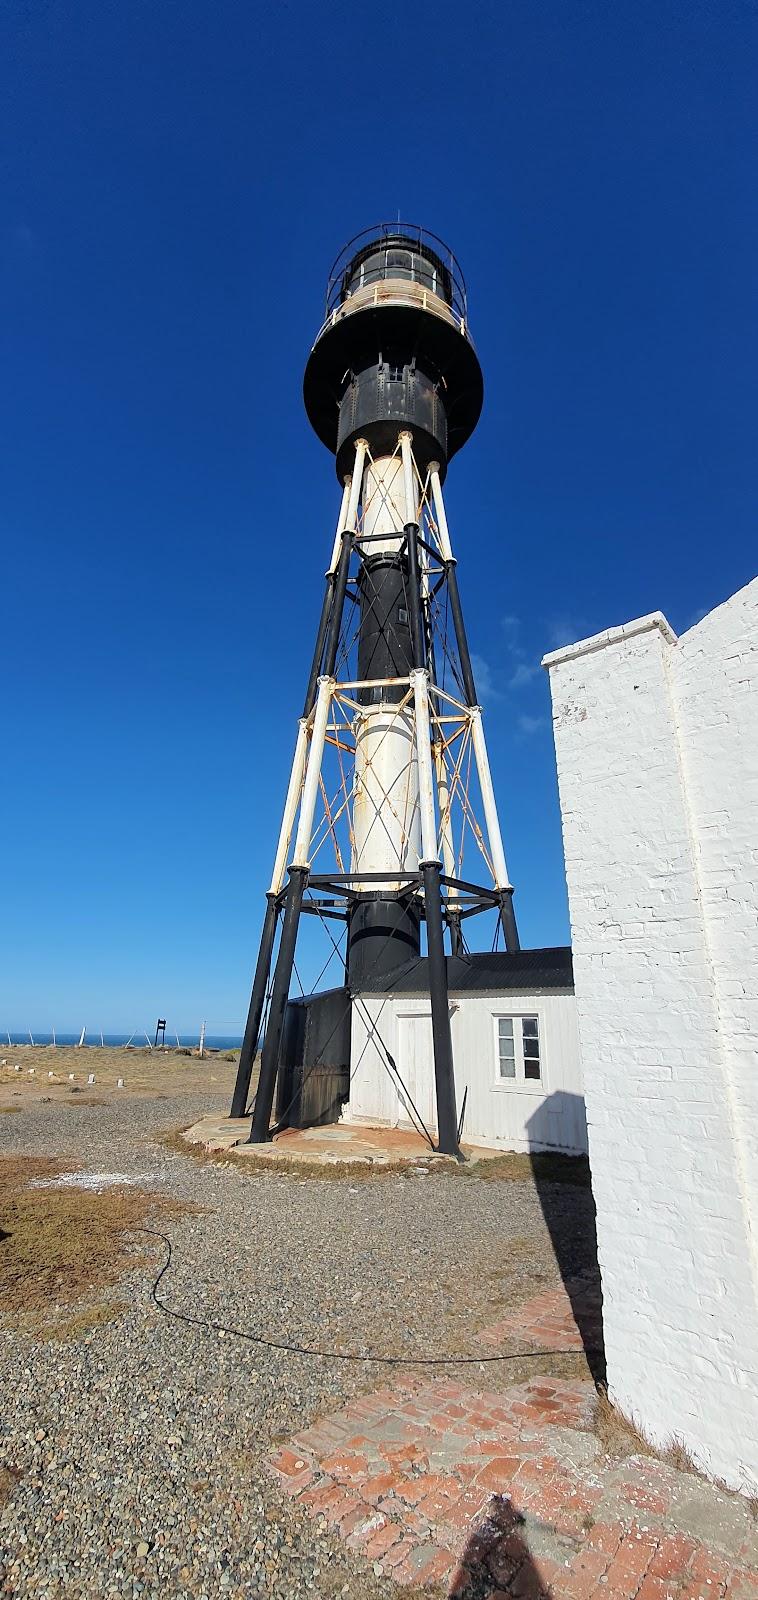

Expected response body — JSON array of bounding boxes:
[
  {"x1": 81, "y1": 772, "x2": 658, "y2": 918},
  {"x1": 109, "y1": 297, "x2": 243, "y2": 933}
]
[
  {"x1": 594, "y1": 1385, "x2": 656, "y2": 1462},
  {"x1": 595, "y1": 1388, "x2": 758, "y2": 1513},
  {"x1": 0, "y1": 1155, "x2": 198, "y2": 1338},
  {"x1": 452, "y1": 1151, "x2": 592, "y2": 1186},
  {"x1": 158, "y1": 1127, "x2": 592, "y2": 1187}
]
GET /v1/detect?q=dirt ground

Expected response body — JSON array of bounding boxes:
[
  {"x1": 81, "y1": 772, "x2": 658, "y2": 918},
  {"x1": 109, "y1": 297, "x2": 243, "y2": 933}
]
[{"x1": 0, "y1": 1044, "x2": 239, "y2": 1110}]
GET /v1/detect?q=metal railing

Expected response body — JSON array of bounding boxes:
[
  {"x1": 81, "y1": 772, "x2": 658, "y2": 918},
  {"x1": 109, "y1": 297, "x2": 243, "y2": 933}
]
[{"x1": 323, "y1": 222, "x2": 469, "y2": 327}]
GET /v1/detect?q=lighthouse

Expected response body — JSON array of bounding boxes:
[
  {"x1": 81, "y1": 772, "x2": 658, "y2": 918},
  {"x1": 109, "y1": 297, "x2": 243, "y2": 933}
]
[{"x1": 231, "y1": 225, "x2": 523, "y2": 1158}]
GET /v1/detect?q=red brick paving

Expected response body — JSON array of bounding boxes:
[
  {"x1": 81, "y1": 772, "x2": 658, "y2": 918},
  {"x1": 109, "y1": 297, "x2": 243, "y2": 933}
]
[{"x1": 268, "y1": 1276, "x2": 758, "y2": 1594}]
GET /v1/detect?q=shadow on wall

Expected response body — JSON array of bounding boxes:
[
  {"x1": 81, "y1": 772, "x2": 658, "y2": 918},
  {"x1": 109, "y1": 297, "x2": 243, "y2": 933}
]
[
  {"x1": 448, "y1": 1493, "x2": 551, "y2": 1598},
  {"x1": 526, "y1": 1092, "x2": 606, "y2": 1386}
]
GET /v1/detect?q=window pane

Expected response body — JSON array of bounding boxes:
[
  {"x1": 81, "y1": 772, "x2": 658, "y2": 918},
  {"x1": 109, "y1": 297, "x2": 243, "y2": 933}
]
[
  {"x1": 497, "y1": 1018, "x2": 515, "y2": 1078},
  {"x1": 522, "y1": 1016, "x2": 540, "y2": 1080}
]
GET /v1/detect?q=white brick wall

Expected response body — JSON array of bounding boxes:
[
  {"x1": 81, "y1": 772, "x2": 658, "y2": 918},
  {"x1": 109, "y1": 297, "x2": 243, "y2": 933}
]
[{"x1": 543, "y1": 580, "x2": 758, "y2": 1494}]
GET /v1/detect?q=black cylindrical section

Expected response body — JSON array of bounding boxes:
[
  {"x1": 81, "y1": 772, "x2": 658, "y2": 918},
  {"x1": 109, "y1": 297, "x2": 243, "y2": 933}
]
[
  {"x1": 249, "y1": 867, "x2": 307, "y2": 1144},
  {"x1": 322, "y1": 531, "x2": 352, "y2": 677},
  {"x1": 230, "y1": 895, "x2": 280, "y2": 1119},
  {"x1": 302, "y1": 577, "x2": 334, "y2": 718},
  {"x1": 422, "y1": 861, "x2": 460, "y2": 1157},
  {"x1": 499, "y1": 888, "x2": 520, "y2": 955},
  {"x1": 347, "y1": 895, "x2": 421, "y2": 989},
  {"x1": 404, "y1": 524, "x2": 425, "y2": 671},
  {"x1": 336, "y1": 363, "x2": 447, "y2": 484},
  {"x1": 446, "y1": 561, "x2": 478, "y2": 706},
  {"x1": 356, "y1": 556, "x2": 414, "y2": 705}
]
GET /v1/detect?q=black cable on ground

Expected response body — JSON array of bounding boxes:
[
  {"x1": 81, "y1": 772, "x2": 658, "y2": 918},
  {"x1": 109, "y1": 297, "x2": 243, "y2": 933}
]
[{"x1": 138, "y1": 1228, "x2": 602, "y2": 1370}]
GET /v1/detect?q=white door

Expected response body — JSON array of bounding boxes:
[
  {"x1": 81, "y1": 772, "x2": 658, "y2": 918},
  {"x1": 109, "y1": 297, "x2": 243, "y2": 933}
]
[{"x1": 395, "y1": 1014, "x2": 437, "y2": 1135}]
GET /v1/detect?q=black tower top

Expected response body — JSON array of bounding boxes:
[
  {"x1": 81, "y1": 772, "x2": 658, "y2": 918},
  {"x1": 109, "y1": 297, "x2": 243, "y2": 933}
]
[{"x1": 303, "y1": 223, "x2": 484, "y2": 483}]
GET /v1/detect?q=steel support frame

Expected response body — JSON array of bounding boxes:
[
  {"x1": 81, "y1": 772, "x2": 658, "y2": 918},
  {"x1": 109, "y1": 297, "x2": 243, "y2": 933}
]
[{"x1": 232, "y1": 433, "x2": 518, "y2": 1144}]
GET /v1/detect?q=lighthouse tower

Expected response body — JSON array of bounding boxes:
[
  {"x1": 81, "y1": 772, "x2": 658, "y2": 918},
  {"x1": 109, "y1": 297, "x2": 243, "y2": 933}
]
[{"x1": 231, "y1": 225, "x2": 519, "y2": 1157}]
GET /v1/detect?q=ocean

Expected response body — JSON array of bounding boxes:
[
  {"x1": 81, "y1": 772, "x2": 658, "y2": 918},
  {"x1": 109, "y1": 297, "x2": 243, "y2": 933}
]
[{"x1": 2, "y1": 1032, "x2": 243, "y2": 1050}]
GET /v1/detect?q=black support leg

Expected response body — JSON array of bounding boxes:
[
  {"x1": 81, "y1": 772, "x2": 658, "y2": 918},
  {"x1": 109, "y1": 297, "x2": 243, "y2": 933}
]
[
  {"x1": 230, "y1": 895, "x2": 280, "y2": 1118},
  {"x1": 499, "y1": 888, "x2": 520, "y2": 954},
  {"x1": 422, "y1": 860, "x2": 460, "y2": 1158},
  {"x1": 248, "y1": 866, "x2": 307, "y2": 1144}
]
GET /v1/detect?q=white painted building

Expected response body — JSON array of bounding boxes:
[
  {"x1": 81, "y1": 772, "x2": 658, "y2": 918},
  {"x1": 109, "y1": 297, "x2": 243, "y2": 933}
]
[
  {"x1": 544, "y1": 578, "x2": 758, "y2": 1493},
  {"x1": 347, "y1": 949, "x2": 586, "y2": 1154}
]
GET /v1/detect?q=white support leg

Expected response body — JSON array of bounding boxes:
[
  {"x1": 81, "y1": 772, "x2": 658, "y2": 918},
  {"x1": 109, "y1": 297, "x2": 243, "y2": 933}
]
[
  {"x1": 429, "y1": 464, "x2": 454, "y2": 563},
  {"x1": 434, "y1": 741, "x2": 457, "y2": 887},
  {"x1": 327, "y1": 478, "x2": 352, "y2": 575},
  {"x1": 292, "y1": 676, "x2": 335, "y2": 868},
  {"x1": 268, "y1": 719, "x2": 309, "y2": 894},
  {"x1": 470, "y1": 707, "x2": 512, "y2": 889},
  {"x1": 411, "y1": 667, "x2": 439, "y2": 865},
  {"x1": 399, "y1": 431, "x2": 416, "y2": 525},
  {"x1": 345, "y1": 439, "x2": 367, "y2": 533}
]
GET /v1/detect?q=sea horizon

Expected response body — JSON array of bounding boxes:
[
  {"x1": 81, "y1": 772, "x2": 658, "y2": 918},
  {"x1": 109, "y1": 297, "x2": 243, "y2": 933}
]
[{"x1": 1, "y1": 1031, "x2": 243, "y2": 1050}]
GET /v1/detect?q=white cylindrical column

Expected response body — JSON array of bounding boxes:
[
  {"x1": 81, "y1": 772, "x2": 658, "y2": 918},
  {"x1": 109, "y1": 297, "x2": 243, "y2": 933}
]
[
  {"x1": 292, "y1": 677, "x2": 334, "y2": 868},
  {"x1": 351, "y1": 706, "x2": 420, "y2": 890},
  {"x1": 359, "y1": 454, "x2": 405, "y2": 556},
  {"x1": 412, "y1": 668, "x2": 439, "y2": 864},
  {"x1": 268, "y1": 719, "x2": 309, "y2": 893},
  {"x1": 327, "y1": 478, "x2": 352, "y2": 575},
  {"x1": 470, "y1": 706, "x2": 512, "y2": 889},
  {"x1": 429, "y1": 465, "x2": 454, "y2": 563}
]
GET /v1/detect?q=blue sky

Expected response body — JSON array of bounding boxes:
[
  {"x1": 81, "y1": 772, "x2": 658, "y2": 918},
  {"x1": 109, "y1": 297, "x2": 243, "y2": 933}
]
[{"x1": 1, "y1": 1, "x2": 755, "y2": 1031}]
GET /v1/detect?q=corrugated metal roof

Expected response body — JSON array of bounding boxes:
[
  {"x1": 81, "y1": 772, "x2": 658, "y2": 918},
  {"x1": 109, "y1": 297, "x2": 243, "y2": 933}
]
[{"x1": 354, "y1": 946, "x2": 574, "y2": 995}]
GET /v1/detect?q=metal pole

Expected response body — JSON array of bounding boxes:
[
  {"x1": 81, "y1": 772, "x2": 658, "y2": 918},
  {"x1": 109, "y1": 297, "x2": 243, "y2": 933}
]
[
  {"x1": 429, "y1": 466, "x2": 478, "y2": 705},
  {"x1": 400, "y1": 433, "x2": 425, "y2": 669},
  {"x1": 230, "y1": 894, "x2": 280, "y2": 1117},
  {"x1": 423, "y1": 861, "x2": 460, "y2": 1157},
  {"x1": 434, "y1": 740, "x2": 462, "y2": 956},
  {"x1": 248, "y1": 868, "x2": 307, "y2": 1142},
  {"x1": 470, "y1": 707, "x2": 520, "y2": 952},
  {"x1": 269, "y1": 720, "x2": 309, "y2": 895},
  {"x1": 412, "y1": 664, "x2": 460, "y2": 1154},
  {"x1": 430, "y1": 465, "x2": 518, "y2": 951},
  {"x1": 303, "y1": 478, "x2": 353, "y2": 718},
  {"x1": 321, "y1": 531, "x2": 352, "y2": 678},
  {"x1": 292, "y1": 677, "x2": 334, "y2": 868},
  {"x1": 245, "y1": 678, "x2": 333, "y2": 1137}
]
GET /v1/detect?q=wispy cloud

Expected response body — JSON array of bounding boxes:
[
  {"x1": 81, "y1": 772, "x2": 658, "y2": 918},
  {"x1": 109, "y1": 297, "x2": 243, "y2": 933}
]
[
  {"x1": 470, "y1": 653, "x2": 501, "y2": 702},
  {"x1": 508, "y1": 661, "x2": 539, "y2": 689},
  {"x1": 545, "y1": 614, "x2": 585, "y2": 651},
  {"x1": 517, "y1": 713, "x2": 547, "y2": 736}
]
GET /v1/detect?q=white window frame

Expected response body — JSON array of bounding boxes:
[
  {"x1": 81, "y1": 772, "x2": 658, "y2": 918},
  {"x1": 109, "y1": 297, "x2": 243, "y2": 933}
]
[{"x1": 492, "y1": 1012, "x2": 545, "y2": 1092}]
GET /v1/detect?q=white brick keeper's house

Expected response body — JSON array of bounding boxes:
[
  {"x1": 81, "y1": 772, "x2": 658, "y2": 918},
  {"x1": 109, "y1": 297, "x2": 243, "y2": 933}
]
[{"x1": 543, "y1": 577, "x2": 758, "y2": 1494}]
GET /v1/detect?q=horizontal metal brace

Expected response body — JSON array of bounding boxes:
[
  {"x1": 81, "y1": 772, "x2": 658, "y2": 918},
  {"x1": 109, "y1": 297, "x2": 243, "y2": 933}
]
[
  {"x1": 439, "y1": 874, "x2": 501, "y2": 901},
  {"x1": 300, "y1": 902, "x2": 349, "y2": 922},
  {"x1": 309, "y1": 871, "x2": 422, "y2": 886}
]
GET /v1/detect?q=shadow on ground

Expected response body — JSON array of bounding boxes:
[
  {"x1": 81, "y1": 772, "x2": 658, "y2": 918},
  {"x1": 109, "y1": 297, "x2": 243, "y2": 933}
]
[
  {"x1": 527, "y1": 1092, "x2": 606, "y2": 1385},
  {"x1": 448, "y1": 1494, "x2": 550, "y2": 1598}
]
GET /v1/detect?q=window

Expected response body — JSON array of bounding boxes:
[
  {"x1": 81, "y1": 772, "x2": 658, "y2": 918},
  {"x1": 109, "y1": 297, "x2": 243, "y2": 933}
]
[
  {"x1": 497, "y1": 1017, "x2": 516, "y2": 1078},
  {"x1": 494, "y1": 1015, "x2": 542, "y2": 1086}
]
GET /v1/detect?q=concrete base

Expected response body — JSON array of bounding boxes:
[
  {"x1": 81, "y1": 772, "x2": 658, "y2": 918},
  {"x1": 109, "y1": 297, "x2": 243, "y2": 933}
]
[{"x1": 182, "y1": 1114, "x2": 496, "y2": 1168}]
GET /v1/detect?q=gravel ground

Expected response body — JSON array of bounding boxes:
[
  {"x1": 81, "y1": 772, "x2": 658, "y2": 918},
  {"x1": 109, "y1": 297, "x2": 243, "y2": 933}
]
[{"x1": 0, "y1": 1087, "x2": 599, "y2": 1599}]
